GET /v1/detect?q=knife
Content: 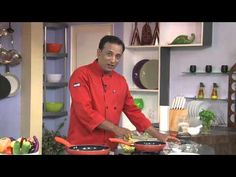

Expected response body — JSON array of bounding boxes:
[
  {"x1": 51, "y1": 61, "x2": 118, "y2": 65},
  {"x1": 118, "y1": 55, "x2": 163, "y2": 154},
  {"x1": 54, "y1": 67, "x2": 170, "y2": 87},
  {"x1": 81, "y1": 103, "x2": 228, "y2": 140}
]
[
  {"x1": 171, "y1": 98, "x2": 176, "y2": 109},
  {"x1": 181, "y1": 97, "x2": 186, "y2": 109},
  {"x1": 175, "y1": 97, "x2": 180, "y2": 109}
]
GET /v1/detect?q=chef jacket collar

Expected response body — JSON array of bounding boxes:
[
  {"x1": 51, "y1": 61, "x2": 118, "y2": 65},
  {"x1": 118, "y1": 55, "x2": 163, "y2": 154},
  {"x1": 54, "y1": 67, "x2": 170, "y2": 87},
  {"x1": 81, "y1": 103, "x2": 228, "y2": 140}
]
[{"x1": 93, "y1": 59, "x2": 113, "y2": 77}]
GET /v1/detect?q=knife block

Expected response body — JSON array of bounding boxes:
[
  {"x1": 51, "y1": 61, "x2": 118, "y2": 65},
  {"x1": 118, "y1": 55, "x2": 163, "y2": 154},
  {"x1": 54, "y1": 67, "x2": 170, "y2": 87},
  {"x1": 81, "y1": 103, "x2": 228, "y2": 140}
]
[{"x1": 169, "y1": 109, "x2": 188, "y2": 132}]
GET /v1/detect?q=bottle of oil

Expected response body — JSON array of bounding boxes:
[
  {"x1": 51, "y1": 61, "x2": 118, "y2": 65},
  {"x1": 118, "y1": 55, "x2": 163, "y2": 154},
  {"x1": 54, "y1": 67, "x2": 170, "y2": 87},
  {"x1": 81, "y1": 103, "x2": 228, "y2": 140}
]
[
  {"x1": 211, "y1": 83, "x2": 218, "y2": 100},
  {"x1": 197, "y1": 82, "x2": 205, "y2": 99}
]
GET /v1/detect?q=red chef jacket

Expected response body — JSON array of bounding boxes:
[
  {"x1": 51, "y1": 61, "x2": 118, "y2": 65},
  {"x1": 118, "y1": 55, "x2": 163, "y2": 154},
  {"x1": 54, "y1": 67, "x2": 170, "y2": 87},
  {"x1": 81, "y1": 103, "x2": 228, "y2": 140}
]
[{"x1": 68, "y1": 59, "x2": 151, "y2": 150}]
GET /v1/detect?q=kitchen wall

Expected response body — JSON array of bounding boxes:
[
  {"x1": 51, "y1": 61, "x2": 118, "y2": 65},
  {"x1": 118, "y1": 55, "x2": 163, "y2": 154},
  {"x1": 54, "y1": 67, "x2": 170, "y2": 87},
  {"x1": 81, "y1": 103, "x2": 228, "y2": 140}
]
[
  {"x1": 0, "y1": 22, "x2": 235, "y2": 139},
  {"x1": 0, "y1": 22, "x2": 22, "y2": 138},
  {"x1": 169, "y1": 22, "x2": 236, "y2": 125}
]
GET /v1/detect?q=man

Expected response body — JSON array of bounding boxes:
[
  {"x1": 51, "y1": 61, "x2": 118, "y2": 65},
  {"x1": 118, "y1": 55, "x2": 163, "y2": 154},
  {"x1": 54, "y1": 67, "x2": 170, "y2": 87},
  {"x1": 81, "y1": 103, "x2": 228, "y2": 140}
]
[{"x1": 68, "y1": 35, "x2": 178, "y2": 150}]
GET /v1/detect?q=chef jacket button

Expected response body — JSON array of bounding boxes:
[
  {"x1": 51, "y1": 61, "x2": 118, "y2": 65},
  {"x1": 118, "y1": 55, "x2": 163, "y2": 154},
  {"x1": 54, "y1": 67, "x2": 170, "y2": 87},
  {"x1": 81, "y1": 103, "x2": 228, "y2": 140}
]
[
  {"x1": 106, "y1": 106, "x2": 108, "y2": 109},
  {"x1": 114, "y1": 106, "x2": 117, "y2": 110}
]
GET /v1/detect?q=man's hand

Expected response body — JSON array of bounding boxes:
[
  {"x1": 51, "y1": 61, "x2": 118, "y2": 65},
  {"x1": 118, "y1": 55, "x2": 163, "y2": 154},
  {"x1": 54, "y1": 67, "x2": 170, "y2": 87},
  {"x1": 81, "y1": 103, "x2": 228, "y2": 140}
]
[
  {"x1": 145, "y1": 126, "x2": 180, "y2": 143},
  {"x1": 113, "y1": 127, "x2": 132, "y2": 139},
  {"x1": 98, "y1": 120, "x2": 132, "y2": 139},
  {"x1": 163, "y1": 135, "x2": 180, "y2": 143}
]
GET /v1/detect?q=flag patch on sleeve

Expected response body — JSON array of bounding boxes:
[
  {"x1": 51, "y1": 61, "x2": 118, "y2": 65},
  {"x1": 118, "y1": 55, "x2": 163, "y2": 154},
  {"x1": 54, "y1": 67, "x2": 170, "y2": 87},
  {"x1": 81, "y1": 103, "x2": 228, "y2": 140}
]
[{"x1": 73, "y1": 82, "x2": 81, "y2": 87}]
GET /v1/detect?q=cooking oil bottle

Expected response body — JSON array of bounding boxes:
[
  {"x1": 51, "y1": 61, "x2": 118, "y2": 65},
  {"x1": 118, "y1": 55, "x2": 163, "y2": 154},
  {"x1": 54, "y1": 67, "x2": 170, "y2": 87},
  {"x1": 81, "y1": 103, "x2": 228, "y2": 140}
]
[
  {"x1": 197, "y1": 82, "x2": 205, "y2": 99},
  {"x1": 211, "y1": 83, "x2": 218, "y2": 100}
]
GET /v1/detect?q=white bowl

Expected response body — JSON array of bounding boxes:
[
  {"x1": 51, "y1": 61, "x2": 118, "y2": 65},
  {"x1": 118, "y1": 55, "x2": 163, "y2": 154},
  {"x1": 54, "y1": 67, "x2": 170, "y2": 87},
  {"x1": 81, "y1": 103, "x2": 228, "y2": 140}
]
[
  {"x1": 187, "y1": 126, "x2": 201, "y2": 136},
  {"x1": 46, "y1": 74, "x2": 62, "y2": 83}
]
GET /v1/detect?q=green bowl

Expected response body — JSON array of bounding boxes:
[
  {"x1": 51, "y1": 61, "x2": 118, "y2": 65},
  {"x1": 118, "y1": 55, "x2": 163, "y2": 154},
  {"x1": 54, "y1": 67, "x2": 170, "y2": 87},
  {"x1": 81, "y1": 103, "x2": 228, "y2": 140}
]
[
  {"x1": 45, "y1": 102, "x2": 64, "y2": 112},
  {"x1": 134, "y1": 98, "x2": 144, "y2": 110}
]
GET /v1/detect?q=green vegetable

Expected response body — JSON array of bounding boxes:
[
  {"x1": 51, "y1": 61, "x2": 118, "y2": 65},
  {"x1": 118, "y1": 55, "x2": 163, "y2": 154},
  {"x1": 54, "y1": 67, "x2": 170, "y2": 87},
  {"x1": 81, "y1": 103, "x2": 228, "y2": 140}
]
[
  {"x1": 21, "y1": 141, "x2": 31, "y2": 154},
  {"x1": 13, "y1": 141, "x2": 22, "y2": 155}
]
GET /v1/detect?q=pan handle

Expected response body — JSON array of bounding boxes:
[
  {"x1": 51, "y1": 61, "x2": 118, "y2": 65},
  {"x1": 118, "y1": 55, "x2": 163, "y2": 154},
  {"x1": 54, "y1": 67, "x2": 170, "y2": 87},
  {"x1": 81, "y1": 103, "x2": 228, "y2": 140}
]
[
  {"x1": 108, "y1": 138, "x2": 133, "y2": 146},
  {"x1": 54, "y1": 136, "x2": 73, "y2": 147}
]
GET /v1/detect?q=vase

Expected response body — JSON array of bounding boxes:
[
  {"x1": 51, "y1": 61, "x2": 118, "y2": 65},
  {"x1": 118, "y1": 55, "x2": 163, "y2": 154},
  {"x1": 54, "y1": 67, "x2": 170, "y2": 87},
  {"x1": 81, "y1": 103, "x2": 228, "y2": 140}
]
[{"x1": 201, "y1": 121, "x2": 211, "y2": 134}]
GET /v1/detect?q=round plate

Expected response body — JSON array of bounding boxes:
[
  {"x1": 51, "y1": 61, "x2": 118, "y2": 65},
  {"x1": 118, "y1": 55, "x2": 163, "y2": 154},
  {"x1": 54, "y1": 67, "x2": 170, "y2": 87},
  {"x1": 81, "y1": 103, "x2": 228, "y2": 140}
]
[
  {"x1": 132, "y1": 59, "x2": 149, "y2": 89},
  {"x1": 139, "y1": 60, "x2": 158, "y2": 89}
]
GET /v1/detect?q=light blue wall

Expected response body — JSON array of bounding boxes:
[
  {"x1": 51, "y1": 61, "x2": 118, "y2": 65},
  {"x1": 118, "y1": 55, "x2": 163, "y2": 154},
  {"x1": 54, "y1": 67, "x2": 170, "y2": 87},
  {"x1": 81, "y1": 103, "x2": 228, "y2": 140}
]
[{"x1": 0, "y1": 22, "x2": 22, "y2": 138}]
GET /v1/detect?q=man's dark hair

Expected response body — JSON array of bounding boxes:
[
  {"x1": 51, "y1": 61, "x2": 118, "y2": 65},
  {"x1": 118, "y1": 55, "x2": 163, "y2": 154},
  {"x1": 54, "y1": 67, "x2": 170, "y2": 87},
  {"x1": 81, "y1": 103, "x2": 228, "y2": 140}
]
[{"x1": 98, "y1": 35, "x2": 125, "y2": 53}]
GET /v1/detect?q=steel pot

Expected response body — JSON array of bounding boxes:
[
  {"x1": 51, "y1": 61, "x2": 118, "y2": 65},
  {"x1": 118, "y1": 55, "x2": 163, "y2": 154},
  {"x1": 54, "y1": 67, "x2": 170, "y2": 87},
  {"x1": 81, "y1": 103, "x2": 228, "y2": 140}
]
[{"x1": 55, "y1": 136, "x2": 111, "y2": 155}]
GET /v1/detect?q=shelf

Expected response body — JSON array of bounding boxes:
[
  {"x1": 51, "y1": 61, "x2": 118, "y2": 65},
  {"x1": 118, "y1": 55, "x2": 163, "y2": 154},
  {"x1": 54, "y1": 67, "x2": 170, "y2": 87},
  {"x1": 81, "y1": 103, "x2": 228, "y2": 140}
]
[
  {"x1": 182, "y1": 71, "x2": 229, "y2": 75},
  {"x1": 44, "y1": 82, "x2": 68, "y2": 89},
  {"x1": 44, "y1": 53, "x2": 68, "y2": 58},
  {"x1": 130, "y1": 88, "x2": 159, "y2": 93},
  {"x1": 185, "y1": 97, "x2": 228, "y2": 102},
  {"x1": 44, "y1": 23, "x2": 68, "y2": 29},
  {"x1": 43, "y1": 111, "x2": 68, "y2": 118},
  {"x1": 126, "y1": 45, "x2": 159, "y2": 49},
  {"x1": 161, "y1": 44, "x2": 203, "y2": 48}
]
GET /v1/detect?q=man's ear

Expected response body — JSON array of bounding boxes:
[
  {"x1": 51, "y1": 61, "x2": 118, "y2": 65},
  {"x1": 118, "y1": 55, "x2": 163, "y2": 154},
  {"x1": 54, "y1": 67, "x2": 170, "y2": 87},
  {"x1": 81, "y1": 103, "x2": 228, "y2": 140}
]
[{"x1": 97, "y1": 49, "x2": 101, "y2": 57}]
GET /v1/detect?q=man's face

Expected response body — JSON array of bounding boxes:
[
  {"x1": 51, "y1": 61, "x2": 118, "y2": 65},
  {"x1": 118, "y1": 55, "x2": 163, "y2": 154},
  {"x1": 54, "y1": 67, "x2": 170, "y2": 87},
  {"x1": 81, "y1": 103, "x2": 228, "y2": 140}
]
[{"x1": 97, "y1": 42, "x2": 123, "y2": 73}]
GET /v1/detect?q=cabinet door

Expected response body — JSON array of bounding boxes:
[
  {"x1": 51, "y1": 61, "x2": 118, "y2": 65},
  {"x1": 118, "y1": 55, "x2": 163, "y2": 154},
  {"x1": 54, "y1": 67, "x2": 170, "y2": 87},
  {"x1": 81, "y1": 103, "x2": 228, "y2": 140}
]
[{"x1": 71, "y1": 24, "x2": 113, "y2": 73}]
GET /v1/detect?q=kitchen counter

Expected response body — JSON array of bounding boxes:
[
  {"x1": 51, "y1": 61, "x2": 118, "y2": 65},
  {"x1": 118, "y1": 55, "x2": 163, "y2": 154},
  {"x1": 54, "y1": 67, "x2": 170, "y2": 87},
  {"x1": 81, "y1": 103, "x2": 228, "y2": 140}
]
[
  {"x1": 190, "y1": 126, "x2": 236, "y2": 155},
  {"x1": 113, "y1": 139, "x2": 215, "y2": 155}
]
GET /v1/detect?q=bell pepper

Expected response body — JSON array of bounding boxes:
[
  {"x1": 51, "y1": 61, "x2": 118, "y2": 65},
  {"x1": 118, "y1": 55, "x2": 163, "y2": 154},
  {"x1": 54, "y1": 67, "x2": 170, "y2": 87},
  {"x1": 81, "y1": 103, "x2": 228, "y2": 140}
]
[{"x1": 13, "y1": 141, "x2": 22, "y2": 155}]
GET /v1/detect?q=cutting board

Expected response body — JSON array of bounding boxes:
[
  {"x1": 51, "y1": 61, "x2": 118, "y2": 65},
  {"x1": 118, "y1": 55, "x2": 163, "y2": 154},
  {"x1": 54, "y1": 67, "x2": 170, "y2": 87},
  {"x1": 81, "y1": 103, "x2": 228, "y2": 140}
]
[{"x1": 169, "y1": 109, "x2": 188, "y2": 132}]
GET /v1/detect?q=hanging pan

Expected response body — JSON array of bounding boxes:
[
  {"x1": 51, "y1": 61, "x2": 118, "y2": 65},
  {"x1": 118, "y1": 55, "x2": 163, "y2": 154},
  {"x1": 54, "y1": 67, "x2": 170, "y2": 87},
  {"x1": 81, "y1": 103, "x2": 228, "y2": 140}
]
[
  {"x1": 7, "y1": 33, "x2": 22, "y2": 66},
  {"x1": 0, "y1": 73, "x2": 11, "y2": 99},
  {"x1": 55, "y1": 136, "x2": 111, "y2": 155},
  {"x1": 109, "y1": 138, "x2": 166, "y2": 152},
  {"x1": 3, "y1": 64, "x2": 20, "y2": 97}
]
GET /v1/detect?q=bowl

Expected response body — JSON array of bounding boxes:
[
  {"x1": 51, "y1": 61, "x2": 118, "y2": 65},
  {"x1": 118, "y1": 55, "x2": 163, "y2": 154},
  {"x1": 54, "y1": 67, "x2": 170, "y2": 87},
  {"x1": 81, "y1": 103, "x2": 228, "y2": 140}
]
[
  {"x1": 134, "y1": 98, "x2": 144, "y2": 110},
  {"x1": 46, "y1": 74, "x2": 62, "y2": 83},
  {"x1": 45, "y1": 102, "x2": 64, "y2": 112},
  {"x1": 46, "y1": 43, "x2": 62, "y2": 53},
  {"x1": 187, "y1": 127, "x2": 201, "y2": 136}
]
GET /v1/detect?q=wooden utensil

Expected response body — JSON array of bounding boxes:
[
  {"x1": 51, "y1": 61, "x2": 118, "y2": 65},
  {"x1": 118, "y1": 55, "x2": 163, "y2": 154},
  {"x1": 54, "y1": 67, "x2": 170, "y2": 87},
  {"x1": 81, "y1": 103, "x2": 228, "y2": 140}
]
[
  {"x1": 130, "y1": 22, "x2": 141, "y2": 45},
  {"x1": 169, "y1": 109, "x2": 188, "y2": 132},
  {"x1": 152, "y1": 22, "x2": 159, "y2": 45},
  {"x1": 141, "y1": 22, "x2": 153, "y2": 45}
]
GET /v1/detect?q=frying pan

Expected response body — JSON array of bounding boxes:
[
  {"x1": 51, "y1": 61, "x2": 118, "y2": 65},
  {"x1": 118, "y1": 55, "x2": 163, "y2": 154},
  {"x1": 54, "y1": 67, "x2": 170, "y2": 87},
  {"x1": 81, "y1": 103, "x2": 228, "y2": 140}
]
[
  {"x1": 3, "y1": 64, "x2": 20, "y2": 97},
  {"x1": 55, "y1": 137, "x2": 111, "y2": 155},
  {"x1": 0, "y1": 73, "x2": 11, "y2": 99},
  {"x1": 132, "y1": 59, "x2": 149, "y2": 89},
  {"x1": 109, "y1": 138, "x2": 166, "y2": 152}
]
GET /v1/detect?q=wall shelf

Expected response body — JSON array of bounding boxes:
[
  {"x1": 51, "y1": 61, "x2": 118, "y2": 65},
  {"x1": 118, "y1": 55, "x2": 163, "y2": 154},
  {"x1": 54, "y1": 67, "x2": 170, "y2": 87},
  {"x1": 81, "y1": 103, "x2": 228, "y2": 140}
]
[
  {"x1": 43, "y1": 111, "x2": 68, "y2": 118},
  {"x1": 185, "y1": 97, "x2": 228, "y2": 102},
  {"x1": 44, "y1": 53, "x2": 68, "y2": 58},
  {"x1": 130, "y1": 88, "x2": 159, "y2": 93},
  {"x1": 44, "y1": 82, "x2": 68, "y2": 89},
  {"x1": 182, "y1": 72, "x2": 229, "y2": 75}
]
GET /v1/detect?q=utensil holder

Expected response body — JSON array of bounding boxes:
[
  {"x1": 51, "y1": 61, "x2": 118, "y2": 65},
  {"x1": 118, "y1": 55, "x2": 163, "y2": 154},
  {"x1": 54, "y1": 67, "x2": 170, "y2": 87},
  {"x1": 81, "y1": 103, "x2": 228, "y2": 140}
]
[{"x1": 169, "y1": 109, "x2": 188, "y2": 132}]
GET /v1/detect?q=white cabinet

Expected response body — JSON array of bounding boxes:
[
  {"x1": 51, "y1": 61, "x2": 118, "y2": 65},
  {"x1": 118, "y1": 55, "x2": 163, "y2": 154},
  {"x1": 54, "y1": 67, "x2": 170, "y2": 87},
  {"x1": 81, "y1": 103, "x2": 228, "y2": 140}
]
[
  {"x1": 43, "y1": 23, "x2": 68, "y2": 119},
  {"x1": 120, "y1": 22, "x2": 212, "y2": 130}
]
